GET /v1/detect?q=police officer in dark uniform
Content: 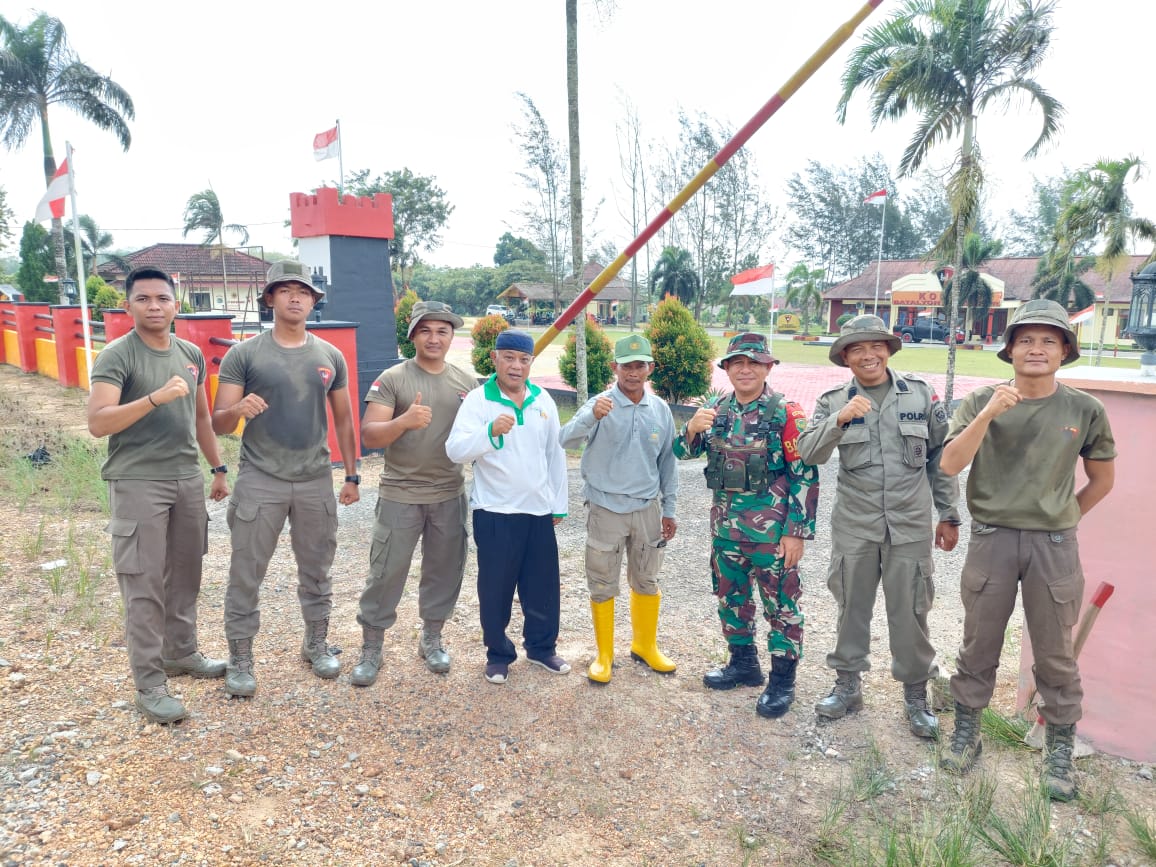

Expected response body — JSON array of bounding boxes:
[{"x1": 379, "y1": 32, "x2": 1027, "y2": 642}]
[{"x1": 797, "y1": 315, "x2": 959, "y2": 738}]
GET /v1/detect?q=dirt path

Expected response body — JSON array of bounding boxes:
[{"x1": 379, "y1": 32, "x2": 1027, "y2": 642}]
[{"x1": 0, "y1": 365, "x2": 1152, "y2": 866}]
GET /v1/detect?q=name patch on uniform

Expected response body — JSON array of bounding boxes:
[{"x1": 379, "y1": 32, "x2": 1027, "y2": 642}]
[{"x1": 899, "y1": 411, "x2": 927, "y2": 421}]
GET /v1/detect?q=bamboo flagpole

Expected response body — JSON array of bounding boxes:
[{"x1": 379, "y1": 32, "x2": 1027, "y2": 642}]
[{"x1": 533, "y1": 0, "x2": 885, "y2": 357}]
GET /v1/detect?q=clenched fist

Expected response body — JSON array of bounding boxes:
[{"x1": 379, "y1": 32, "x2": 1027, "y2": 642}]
[
  {"x1": 836, "y1": 394, "x2": 873, "y2": 426},
  {"x1": 686, "y1": 406, "x2": 718, "y2": 437},
  {"x1": 592, "y1": 395, "x2": 613, "y2": 420},
  {"x1": 491, "y1": 413, "x2": 517, "y2": 437},
  {"x1": 152, "y1": 375, "x2": 190, "y2": 406},
  {"x1": 979, "y1": 384, "x2": 1021, "y2": 421},
  {"x1": 235, "y1": 393, "x2": 269, "y2": 419}
]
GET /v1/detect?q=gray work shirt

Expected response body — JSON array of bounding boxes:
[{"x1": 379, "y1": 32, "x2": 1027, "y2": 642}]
[
  {"x1": 796, "y1": 370, "x2": 959, "y2": 544},
  {"x1": 559, "y1": 383, "x2": 678, "y2": 519}
]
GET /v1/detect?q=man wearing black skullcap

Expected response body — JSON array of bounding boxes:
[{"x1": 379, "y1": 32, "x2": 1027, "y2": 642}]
[{"x1": 446, "y1": 330, "x2": 570, "y2": 685}]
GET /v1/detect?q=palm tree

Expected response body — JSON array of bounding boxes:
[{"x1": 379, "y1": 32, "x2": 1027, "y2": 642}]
[
  {"x1": 837, "y1": 0, "x2": 1063, "y2": 406},
  {"x1": 1054, "y1": 156, "x2": 1156, "y2": 363},
  {"x1": 1032, "y1": 250, "x2": 1095, "y2": 311},
  {"x1": 0, "y1": 13, "x2": 134, "y2": 300},
  {"x1": 183, "y1": 188, "x2": 249, "y2": 306},
  {"x1": 783, "y1": 264, "x2": 825, "y2": 336},
  {"x1": 649, "y1": 246, "x2": 700, "y2": 308},
  {"x1": 942, "y1": 233, "x2": 1003, "y2": 339}
]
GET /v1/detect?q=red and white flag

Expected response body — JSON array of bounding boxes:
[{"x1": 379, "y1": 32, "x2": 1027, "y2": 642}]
[
  {"x1": 1069, "y1": 305, "x2": 1095, "y2": 326},
  {"x1": 35, "y1": 159, "x2": 71, "y2": 222},
  {"x1": 863, "y1": 189, "x2": 887, "y2": 206},
  {"x1": 313, "y1": 125, "x2": 339, "y2": 161},
  {"x1": 729, "y1": 263, "x2": 775, "y2": 297}
]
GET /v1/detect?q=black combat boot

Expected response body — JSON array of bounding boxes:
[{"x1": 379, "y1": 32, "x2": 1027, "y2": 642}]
[
  {"x1": 703, "y1": 644, "x2": 765, "y2": 690},
  {"x1": 903, "y1": 680, "x2": 939, "y2": 739},
  {"x1": 756, "y1": 655, "x2": 798, "y2": 719}
]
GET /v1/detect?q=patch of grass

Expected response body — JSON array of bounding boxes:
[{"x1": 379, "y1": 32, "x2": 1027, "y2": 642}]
[
  {"x1": 976, "y1": 776, "x2": 1075, "y2": 866},
  {"x1": 980, "y1": 708, "x2": 1031, "y2": 751},
  {"x1": 811, "y1": 790, "x2": 849, "y2": 864},
  {"x1": 1124, "y1": 807, "x2": 1156, "y2": 860},
  {"x1": 851, "y1": 741, "x2": 895, "y2": 802},
  {"x1": 1077, "y1": 772, "x2": 1124, "y2": 816},
  {"x1": 876, "y1": 808, "x2": 982, "y2": 867}
]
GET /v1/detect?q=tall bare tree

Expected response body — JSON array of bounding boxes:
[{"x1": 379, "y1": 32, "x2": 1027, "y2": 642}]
[{"x1": 565, "y1": 0, "x2": 588, "y2": 403}]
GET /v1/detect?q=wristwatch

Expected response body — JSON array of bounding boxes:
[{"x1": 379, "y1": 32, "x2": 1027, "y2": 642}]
[
  {"x1": 211, "y1": 465, "x2": 228, "y2": 475},
  {"x1": 345, "y1": 474, "x2": 361, "y2": 485}
]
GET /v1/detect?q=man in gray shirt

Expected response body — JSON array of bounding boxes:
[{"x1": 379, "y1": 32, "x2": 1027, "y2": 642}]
[
  {"x1": 797, "y1": 315, "x2": 959, "y2": 738},
  {"x1": 560, "y1": 335, "x2": 678, "y2": 683}
]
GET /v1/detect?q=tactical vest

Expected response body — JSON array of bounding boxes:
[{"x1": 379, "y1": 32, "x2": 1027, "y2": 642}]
[{"x1": 703, "y1": 392, "x2": 783, "y2": 494}]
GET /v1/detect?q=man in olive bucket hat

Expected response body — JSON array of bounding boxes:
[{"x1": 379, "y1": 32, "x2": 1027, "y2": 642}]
[
  {"x1": 798, "y1": 315, "x2": 960, "y2": 739},
  {"x1": 939, "y1": 299, "x2": 1116, "y2": 801}
]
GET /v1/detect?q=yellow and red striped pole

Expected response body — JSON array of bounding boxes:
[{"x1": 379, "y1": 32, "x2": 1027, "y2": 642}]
[{"x1": 534, "y1": 0, "x2": 884, "y2": 357}]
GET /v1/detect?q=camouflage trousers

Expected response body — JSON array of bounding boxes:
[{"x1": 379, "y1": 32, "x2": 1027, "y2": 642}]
[{"x1": 711, "y1": 536, "x2": 804, "y2": 659}]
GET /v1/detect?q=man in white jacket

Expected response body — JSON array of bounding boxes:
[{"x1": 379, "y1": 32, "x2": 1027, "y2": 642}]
[{"x1": 446, "y1": 330, "x2": 569, "y2": 684}]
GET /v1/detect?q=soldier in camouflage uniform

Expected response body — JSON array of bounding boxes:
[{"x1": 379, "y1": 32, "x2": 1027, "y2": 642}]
[
  {"x1": 797, "y1": 315, "x2": 959, "y2": 739},
  {"x1": 674, "y1": 333, "x2": 819, "y2": 719}
]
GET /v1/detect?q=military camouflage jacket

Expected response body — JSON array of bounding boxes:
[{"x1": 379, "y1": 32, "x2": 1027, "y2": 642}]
[
  {"x1": 796, "y1": 370, "x2": 959, "y2": 545},
  {"x1": 673, "y1": 386, "x2": 818, "y2": 543}
]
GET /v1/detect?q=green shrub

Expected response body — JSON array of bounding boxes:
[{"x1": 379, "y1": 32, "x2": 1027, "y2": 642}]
[
  {"x1": 471, "y1": 314, "x2": 510, "y2": 377},
  {"x1": 836, "y1": 312, "x2": 856, "y2": 328},
  {"x1": 395, "y1": 289, "x2": 420, "y2": 358},
  {"x1": 87, "y1": 276, "x2": 124, "y2": 322},
  {"x1": 645, "y1": 297, "x2": 714, "y2": 405},
  {"x1": 559, "y1": 319, "x2": 614, "y2": 393}
]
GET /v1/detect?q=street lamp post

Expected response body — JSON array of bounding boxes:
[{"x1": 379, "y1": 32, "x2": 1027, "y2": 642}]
[{"x1": 1126, "y1": 263, "x2": 1156, "y2": 376}]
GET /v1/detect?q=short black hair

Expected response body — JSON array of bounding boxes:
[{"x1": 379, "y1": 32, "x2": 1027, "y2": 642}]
[{"x1": 125, "y1": 267, "x2": 175, "y2": 294}]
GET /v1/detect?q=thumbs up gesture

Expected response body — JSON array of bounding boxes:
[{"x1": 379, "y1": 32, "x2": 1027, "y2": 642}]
[{"x1": 402, "y1": 391, "x2": 433, "y2": 430}]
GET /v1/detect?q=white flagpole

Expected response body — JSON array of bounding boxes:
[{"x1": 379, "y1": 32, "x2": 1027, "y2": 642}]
[
  {"x1": 872, "y1": 199, "x2": 886, "y2": 316},
  {"x1": 336, "y1": 119, "x2": 344, "y2": 197},
  {"x1": 766, "y1": 270, "x2": 776, "y2": 360},
  {"x1": 65, "y1": 142, "x2": 94, "y2": 387}
]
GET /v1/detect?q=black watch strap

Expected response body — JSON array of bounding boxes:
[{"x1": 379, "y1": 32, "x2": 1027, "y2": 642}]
[
  {"x1": 345, "y1": 474, "x2": 361, "y2": 485},
  {"x1": 211, "y1": 465, "x2": 228, "y2": 475}
]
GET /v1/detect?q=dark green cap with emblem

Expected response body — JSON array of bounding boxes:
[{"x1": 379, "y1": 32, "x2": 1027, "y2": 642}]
[
  {"x1": 829, "y1": 314, "x2": 902, "y2": 366},
  {"x1": 614, "y1": 334, "x2": 653, "y2": 363},
  {"x1": 718, "y1": 332, "x2": 779, "y2": 369}
]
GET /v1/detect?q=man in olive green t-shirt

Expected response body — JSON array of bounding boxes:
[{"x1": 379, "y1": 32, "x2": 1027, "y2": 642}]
[
  {"x1": 937, "y1": 300, "x2": 1115, "y2": 802},
  {"x1": 350, "y1": 301, "x2": 476, "y2": 686},
  {"x1": 212, "y1": 261, "x2": 360, "y2": 697},
  {"x1": 88, "y1": 267, "x2": 230, "y2": 724}
]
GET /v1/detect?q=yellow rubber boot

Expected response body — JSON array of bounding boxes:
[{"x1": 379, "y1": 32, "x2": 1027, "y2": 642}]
[
  {"x1": 588, "y1": 598, "x2": 615, "y2": 683},
  {"x1": 629, "y1": 591, "x2": 676, "y2": 673}
]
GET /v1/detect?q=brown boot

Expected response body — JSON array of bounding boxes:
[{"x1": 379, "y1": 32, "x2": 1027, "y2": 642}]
[
  {"x1": 815, "y1": 670, "x2": 862, "y2": 719},
  {"x1": 940, "y1": 701, "x2": 983, "y2": 775},
  {"x1": 1043, "y1": 723, "x2": 1078, "y2": 802}
]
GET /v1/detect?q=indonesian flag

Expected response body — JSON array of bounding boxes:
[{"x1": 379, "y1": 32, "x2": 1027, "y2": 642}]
[
  {"x1": 35, "y1": 160, "x2": 71, "y2": 222},
  {"x1": 1069, "y1": 305, "x2": 1095, "y2": 326},
  {"x1": 729, "y1": 263, "x2": 775, "y2": 297},
  {"x1": 863, "y1": 188, "x2": 887, "y2": 205},
  {"x1": 313, "y1": 125, "x2": 339, "y2": 161}
]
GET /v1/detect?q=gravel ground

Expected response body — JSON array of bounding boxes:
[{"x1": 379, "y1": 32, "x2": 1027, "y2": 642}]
[{"x1": 1, "y1": 365, "x2": 1153, "y2": 866}]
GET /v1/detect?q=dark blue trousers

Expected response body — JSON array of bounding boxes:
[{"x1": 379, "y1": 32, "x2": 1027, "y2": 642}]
[{"x1": 473, "y1": 510, "x2": 560, "y2": 665}]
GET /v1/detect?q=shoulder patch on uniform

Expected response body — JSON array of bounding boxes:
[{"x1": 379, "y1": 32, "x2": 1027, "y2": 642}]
[{"x1": 818, "y1": 383, "x2": 850, "y2": 397}]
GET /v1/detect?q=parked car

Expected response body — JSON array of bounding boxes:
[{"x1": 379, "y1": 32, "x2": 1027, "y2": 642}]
[
  {"x1": 485, "y1": 304, "x2": 516, "y2": 324},
  {"x1": 893, "y1": 318, "x2": 965, "y2": 344}
]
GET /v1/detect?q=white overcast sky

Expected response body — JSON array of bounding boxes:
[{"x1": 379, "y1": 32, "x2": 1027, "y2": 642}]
[{"x1": 2, "y1": 0, "x2": 1152, "y2": 271}]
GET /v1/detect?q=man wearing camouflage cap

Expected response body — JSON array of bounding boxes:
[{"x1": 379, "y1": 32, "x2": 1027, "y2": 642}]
[
  {"x1": 560, "y1": 334, "x2": 678, "y2": 683},
  {"x1": 674, "y1": 333, "x2": 818, "y2": 719},
  {"x1": 797, "y1": 314, "x2": 960, "y2": 739},
  {"x1": 351, "y1": 301, "x2": 475, "y2": 686},
  {"x1": 213, "y1": 260, "x2": 360, "y2": 697},
  {"x1": 939, "y1": 299, "x2": 1115, "y2": 800}
]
